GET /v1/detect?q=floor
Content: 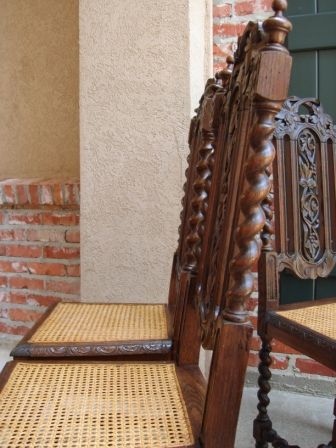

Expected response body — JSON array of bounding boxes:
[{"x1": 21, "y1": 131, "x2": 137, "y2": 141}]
[{"x1": 0, "y1": 340, "x2": 334, "y2": 447}]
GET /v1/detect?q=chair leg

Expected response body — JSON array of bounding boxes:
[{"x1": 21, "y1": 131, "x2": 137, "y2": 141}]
[{"x1": 253, "y1": 336, "x2": 273, "y2": 448}]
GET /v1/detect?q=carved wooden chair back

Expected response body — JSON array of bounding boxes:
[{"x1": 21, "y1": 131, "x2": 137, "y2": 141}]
[
  {"x1": 199, "y1": 2, "x2": 293, "y2": 445},
  {"x1": 274, "y1": 97, "x2": 336, "y2": 293},
  {"x1": 254, "y1": 98, "x2": 336, "y2": 447},
  {"x1": 191, "y1": 10, "x2": 292, "y2": 355},
  {"x1": 170, "y1": 62, "x2": 235, "y2": 364}
]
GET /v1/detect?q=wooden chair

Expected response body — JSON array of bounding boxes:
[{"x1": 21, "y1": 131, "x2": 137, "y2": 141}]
[
  {"x1": 10, "y1": 63, "x2": 233, "y2": 361},
  {"x1": 253, "y1": 97, "x2": 336, "y2": 448},
  {"x1": 0, "y1": 4, "x2": 292, "y2": 447}
]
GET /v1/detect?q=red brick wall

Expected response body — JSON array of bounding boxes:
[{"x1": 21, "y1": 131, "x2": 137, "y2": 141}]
[
  {"x1": 0, "y1": 179, "x2": 80, "y2": 337},
  {"x1": 213, "y1": 0, "x2": 273, "y2": 71},
  {"x1": 214, "y1": 0, "x2": 335, "y2": 381}
]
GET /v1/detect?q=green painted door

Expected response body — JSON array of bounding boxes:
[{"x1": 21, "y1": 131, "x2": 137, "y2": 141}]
[
  {"x1": 287, "y1": 0, "x2": 336, "y2": 119},
  {"x1": 280, "y1": 0, "x2": 336, "y2": 305}
]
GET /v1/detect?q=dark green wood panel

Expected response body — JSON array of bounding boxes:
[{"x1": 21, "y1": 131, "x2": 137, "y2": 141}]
[
  {"x1": 280, "y1": 271, "x2": 314, "y2": 305},
  {"x1": 287, "y1": 0, "x2": 316, "y2": 15},
  {"x1": 319, "y1": 49, "x2": 336, "y2": 119},
  {"x1": 289, "y1": 51, "x2": 317, "y2": 98},
  {"x1": 288, "y1": 13, "x2": 336, "y2": 51},
  {"x1": 318, "y1": 0, "x2": 336, "y2": 13},
  {"x1": 315, "y1": 267, "x2": 336, "y2": 299}
]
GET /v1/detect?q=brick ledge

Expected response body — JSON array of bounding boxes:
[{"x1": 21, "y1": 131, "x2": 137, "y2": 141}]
[{"x1": 0, "y1": 178, "x2": 80, "y2": 208}]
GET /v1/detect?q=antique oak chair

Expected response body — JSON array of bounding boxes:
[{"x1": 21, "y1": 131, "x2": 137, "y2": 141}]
[
  {"x1": 253, "y1": 97, "x2": 336, "y2": 448},
  {"x1": 10, "y1": 63, "x2": 233, "y2": 361},
  {"x1": 0, "y1": 4, "x2": 292, "y2": 447}
]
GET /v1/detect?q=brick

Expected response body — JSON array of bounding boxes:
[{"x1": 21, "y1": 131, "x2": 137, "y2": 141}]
[
  {"x1": 8, "y1": 276, "x2": 44, "y2": 291},
  {"x1": 0, "y1": 308, "x2": 8, "y2": 319},
  {"x1": 6, "y1": 245, "x2": 42, "y2": 258},
  {"x1": 234, "y1": 1, "x2": 255, "y2": 16},
  {"x1": 0, "y1": 260, "x2": 27, "y2": 273},
  {"x1": 271, "y1": 339, "x2": 300, "y2": 355},
  {"x1": 26, "y1": 262, "x2": 66, "y2": 276},
  {"x1": 7, "y1": 211, "x2": 42, "y2": 225},
  {"x1": 42, "y1": 212, "x2": 79, "y2": 226},
  {"x1": 40, "y1": 185, "x2": 53, "y2": 205},
  {"x1": 65, "y1": 229, "x2": 80, "y2": 243},
  {"x1": 44, "y1": 246, "x2": 80, "y2": 260},
  {"x1": 213, "y1": 22, "x2": 247, "y2": 38},
  {"x1": 295, "y1": 358, "x2": 336, "y2": 377},
  {"x1": 0, "y1": 246, "x2": 6, "y2": 256},
  {"x1": 260, "y1": 0, "x2": 273, "y2": 12},
  {"x1": 5, "y1": 292, "x2": 27, "y2": 304},
  {"x1": 53, "y1": 183, "x2": 64, "y2": 205},
  {"x1": 28, "y1": 184, "x2": 40, "y2": 205},
  {"x1": 3, "y1": 185, "x2": 15, "y2": 204},
  {"x1": 271, "y1": 354, "x2": 290, "y2": 370},
  {"x1": 0, "y1": 291, "x2": 7, "y2": 302},
  {"x1": 46, "y1": 279, "x2": 80, "y2": 295},
  {"x1": 213, "y1": 43, "x2": 227, "y2": 57},
  {"x1": 0, "y1": 261, "x2": 14, "y2": 273},
  {"x1": 250, "y1": 336, "x2": 261, "y2": 351},
  {"x1": 64, "y1": 183, "x2": 79, "y2": 205},
  {"x1": 26, "y1": 293, "x2": 61, "y2": 307},
  {"x1": 27, "y1": 229, "x2": 65, "y2": 243},
  {"x1": 248, "y1": 352, "x2": 289, "y2": 370},
  {"x1": 66, "y1": 264, "x2": 80, "y2": 277},
  {"x1": 0, "y1": 275, "x2": 7, "y2": 287},
  {"x1": 7, "y1": 307, "x2": 44, "y2": 322},
  {"x1": 0, "y1": 229, "x2": 26, "y2": 241},
  {"x1": 15, "y1": 185, "x2": 29, "y2": 205},
  {"x1": 248, "y1": 352, "x2": 260, "y2": 368},
  {"x1": 0, "y1": 211, "x2": 5, "y2": 224},
  {"x1": 0, "y1": 321, "x2": 30, "y2": 336},
  {"x1": 213, "y1": 3, "x2": 232, "y2": 18}
]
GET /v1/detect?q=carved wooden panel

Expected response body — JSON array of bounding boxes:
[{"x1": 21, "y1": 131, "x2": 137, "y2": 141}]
[{"x1": 274, "y1": 97, "x2": 336, "y2": 279}]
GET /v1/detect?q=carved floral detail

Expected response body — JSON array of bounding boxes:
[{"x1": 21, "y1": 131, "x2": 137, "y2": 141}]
[
  {"x1": 298, "y1": 129, "x2": 320, "y2": 262},
  {"x1": 12, "y1": 340, "x2": 173, "y2": 358},
  {"x1": 275, "y1": 97, "x2": 336, "y2": 141}
]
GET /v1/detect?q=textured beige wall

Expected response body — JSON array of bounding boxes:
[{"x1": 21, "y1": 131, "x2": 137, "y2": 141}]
[
  {"x1": 80, "y1": 0, "x2": 212, "y2": 302},
  {"x1": 0, "y1": 0, "x2": 79, "y2": 178}
]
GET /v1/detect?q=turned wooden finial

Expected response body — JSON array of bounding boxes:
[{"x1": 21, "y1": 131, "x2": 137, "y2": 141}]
[
  {"x1": 263, "y1": 0, "x2": 292, "y2": 47},
  {"x1": 215, "y1": 55, "x2": 234, "y2": 87}
]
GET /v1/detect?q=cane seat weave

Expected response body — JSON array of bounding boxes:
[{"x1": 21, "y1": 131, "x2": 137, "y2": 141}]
[
  {"x1": 28, "y1": 303, "x2": 168, "y2": 343},
  {"x1": 276, "y1": 302, "x2": 336, "y2": 340},
  {"x1": 0, "y1": 362, "x2": 194, "y2": 448}
]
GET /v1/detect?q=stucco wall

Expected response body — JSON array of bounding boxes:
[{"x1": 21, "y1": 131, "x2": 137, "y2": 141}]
[
  {"x1": 80, "y1": 0, "x2": 212, "y2": 302},
  {"x1": 0, "y1": 0, "x2": 79, "y2": 178}
]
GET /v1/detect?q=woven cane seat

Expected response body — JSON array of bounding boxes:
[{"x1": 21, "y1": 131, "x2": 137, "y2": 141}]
[
  {"x1": 276, "y1": 302, "x2": 336, "y2": 340},
  {"x1": 29, "y1": 303, "x2": 168, "y2": 343},
  {"x1": 0, "y1": 362, "x2": 195, "y2": 447}
]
